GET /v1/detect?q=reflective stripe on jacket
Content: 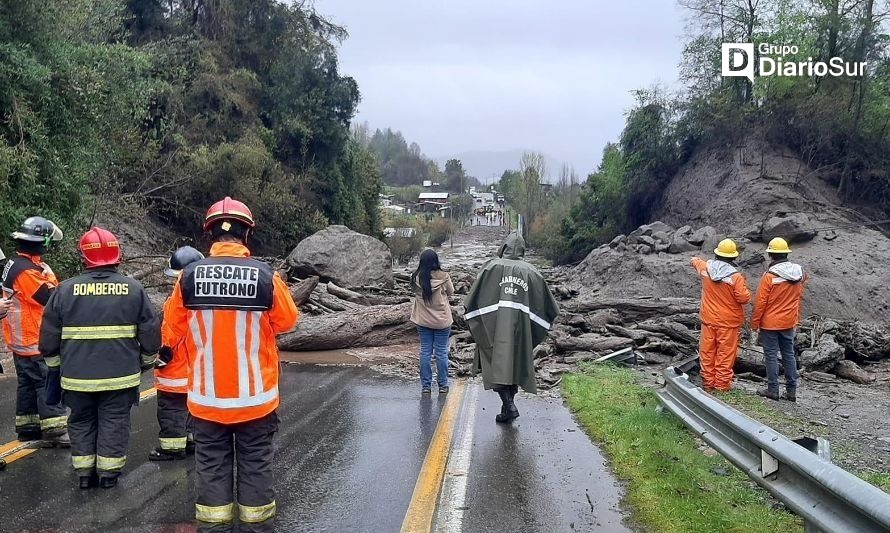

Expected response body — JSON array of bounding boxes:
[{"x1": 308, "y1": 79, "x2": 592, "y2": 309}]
[
  {"x1": 155, "y1": 297, "x2": 190, "y2": 393},
  {"x1": 165, "y1": 242, "x2": 299, "y2": 424},
  {"x1": 38, "y1": 268, "x2": 161, "y2": 391},
  {"x1": 2, "y1": 254, "x2": 58, "y2": 355},
  {"x1": 465, "y1": 233, "x2": 559, "y2": 394},
  {"x1": 691, "y1": 258, "x2": 751, "y2": 328},
  {"x1": 751, "y1": 261, "x2": 807, "y2": 331}
]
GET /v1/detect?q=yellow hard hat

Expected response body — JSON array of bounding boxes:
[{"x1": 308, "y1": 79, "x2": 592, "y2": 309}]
[
  {"x1": 714, "y1": 238, "x2": 739, "y2": 258},
  {"x1": 765, "y1": 237, "x2": 792, "y2": 254}
]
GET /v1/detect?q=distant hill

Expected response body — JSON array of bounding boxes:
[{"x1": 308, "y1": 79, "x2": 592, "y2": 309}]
[{"x1": 434, "y1": 150, "x2": 564, "y2": 183}]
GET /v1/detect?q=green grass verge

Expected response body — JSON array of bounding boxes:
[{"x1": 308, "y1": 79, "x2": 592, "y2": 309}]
[{"x1": 563, "y1": 365, "x2": 802, "y2": 533}]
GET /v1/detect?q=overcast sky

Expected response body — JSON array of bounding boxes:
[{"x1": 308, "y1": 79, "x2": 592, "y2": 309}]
[{"x1": 315, "y1": 0, "x2": 687, "y2": 176}]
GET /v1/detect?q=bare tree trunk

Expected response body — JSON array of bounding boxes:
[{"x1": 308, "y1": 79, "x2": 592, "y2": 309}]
[
  {"x1": 290, "y1": 276, "x2": 319, "y2": 306},
  {"x1": 278, "y1": 303, "x2": 416, "y2": 351}
]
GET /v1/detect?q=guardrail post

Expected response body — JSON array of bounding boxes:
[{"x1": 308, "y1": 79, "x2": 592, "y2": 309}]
[{"x1": 794, "y1": 437, "x2": 832, "y2": 533}]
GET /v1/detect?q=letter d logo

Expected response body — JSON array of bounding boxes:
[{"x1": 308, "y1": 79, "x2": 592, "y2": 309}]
[{"x1": 721, "y1": 43, "x2": 755, "y2": 83}]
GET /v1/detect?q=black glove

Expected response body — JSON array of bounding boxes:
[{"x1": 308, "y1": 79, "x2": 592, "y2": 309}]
[
  {"x1": 45, "y1": 368, "x2": 62, "y2": 405},
  {"x1": 158, "y1": 346, "x2": 174, "y2": 365}
]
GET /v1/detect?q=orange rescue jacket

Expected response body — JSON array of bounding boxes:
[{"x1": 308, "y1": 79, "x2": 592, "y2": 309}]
[
  {"x1": 155, "y1": 297, "x2": 190, "y2": 393},
  {"x1": 2, "y1": 253, "x2": 58, "y2": 356},
  {"x1": 691, "y1": 257, "x2": 751, "y2": 328},
  {"x1": 751, "y1": 261, "x2": 807, "y2": 331},
  {"x1": 164, "y1": 242, "x2": 299, "y2": 424}
]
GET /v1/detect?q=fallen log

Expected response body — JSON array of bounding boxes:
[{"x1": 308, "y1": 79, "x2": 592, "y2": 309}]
[
  {"x1": 310, "y1": 287, "x2": 362, "y2": 313},
  {"x1": 327, "y1": 282, "x2": 412, "y2": 306},
  {"x1": 636, "y1": 320, "x2": 697, "y2": 345},
  {"x1": 833, "y1": 360, "x2": 876, "y2": 384},
  {"x1": 326, "y1": 282, "x2": 371, "y2": 305},
  {"x1": 603, "y1": 324, "x2": 650, "y2": 344},
  {"x1": 290, "y1": 276, "x2": 319, "y2": 306},
  {"x1": 734, "y1": 346, "x2": 767, "y2": 376},
  {"x1": 638, "y1": 340, "x2": 686, "y2": 358},
  {"x1": 278, "y1": 303, "x2": 416, "y2": 351},
  {"x1": 553, "y1": 334, "x2": 633, "y2": 354},
  {"x1": 565, "y1": 297, "x2": 699, "y2": 322}
]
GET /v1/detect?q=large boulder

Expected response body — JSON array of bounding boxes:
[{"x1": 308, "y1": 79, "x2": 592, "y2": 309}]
[
  {"x1": 641, "y1": 221, "x2": 674, "y2": 236},
  {"x1": 637, "y1": 235, "x2": 656, "y2": 254},
  {"x1": 628, "y1": 221, "x2": 674, "y2": 243},
  {"x1": 762, "y1": 213, "x2": 817, "y2": 243},
  {"x1": 800, "y1": 334, "x2": 845, "y2": 371},
  {"x1": 609, "y1": 234, "x2": 626, "y2": 248},
  {"x1": 668, "y1": 233, "x2": 698, "y2": 254},
  {"x1": 687, "y1": 226, "x2": 716, "y2": 246},
  {"x1": 287, "y1": 225, "x2": 393, "y2": 288},
  {"x1": 651, "y1": 231, "x2": 672, "y2": 245}
]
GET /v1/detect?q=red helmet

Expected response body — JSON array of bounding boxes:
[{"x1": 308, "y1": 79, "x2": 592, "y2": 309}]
[
  {"x1": 203, "y1": 197, "x2": 256, "y2": 231},
  {"x1": 79, "y1": 227, "x2": 122, "y2": 268}
]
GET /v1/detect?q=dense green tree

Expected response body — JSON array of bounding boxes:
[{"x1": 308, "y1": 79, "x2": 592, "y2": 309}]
[
  {"x1": 0, "y1": 0, "x2": 383, "y2": 261},
  {"x1": 367, "y1": 128, "x2": 438, "y2": 187},
  {"x1": 444, "y1": 159, "x2": 467, "y2": 193}
]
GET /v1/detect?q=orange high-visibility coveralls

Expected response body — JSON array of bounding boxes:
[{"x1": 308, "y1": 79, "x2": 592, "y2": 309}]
[{"x1": 691, "y1": 258, "x2": 751, "y2": 391}]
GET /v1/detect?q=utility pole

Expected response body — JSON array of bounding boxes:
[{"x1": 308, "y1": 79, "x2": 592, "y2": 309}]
[{"x1": 449, "y1": 205, "x2": 454, "y2": 249}]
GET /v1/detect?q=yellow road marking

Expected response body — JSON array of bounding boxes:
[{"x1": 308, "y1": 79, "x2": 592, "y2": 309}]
[
  {"x1": 3, "y1": 448, "x2": 37, "y2": 464},
  {"x1": 401, "y1": 381, "x2": 466, "y2": 533},
  {"x1": 140, "y1": 387, "x2": 157, "y2": 400}
]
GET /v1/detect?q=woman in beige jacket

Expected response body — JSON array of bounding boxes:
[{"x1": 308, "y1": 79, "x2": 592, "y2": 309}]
[{"x1": 410, "y1": 249, "x2": 454, "y2": 394}]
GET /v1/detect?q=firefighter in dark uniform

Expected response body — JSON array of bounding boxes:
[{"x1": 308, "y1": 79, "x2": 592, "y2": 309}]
[
  {"x1": 39, "y1": 227, "x2": 161, "y2": 489},
  {"x1": 1, "y1": 216, "x2": 69, "y2": 444},
  {"x1": 149, "y1": 246, "x2": 205, "y2": 461}
]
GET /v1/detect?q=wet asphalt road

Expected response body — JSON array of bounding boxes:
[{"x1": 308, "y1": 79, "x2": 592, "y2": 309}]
[
  {"x1": 458, "y1": 388, "x2": 629, "y2": 532},
  {"x1": 0, "y1": 366, "x2": 628, "y2": 532}
]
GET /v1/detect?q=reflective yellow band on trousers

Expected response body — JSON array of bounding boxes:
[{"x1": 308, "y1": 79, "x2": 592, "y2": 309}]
[
  {"x1": 159, "y1": 437, "x2": 187, "y2": 451},
  {"x1": 73, "y1": 455, "x2": 97, "y2": 469},
  {"x1": 40, "y1": 415, "x2": 68, "y2": 430},
  {"x1": 97, "y1": 455, "x2": 126, "y2": 471},
  {"x1": 196, "y1": 503, "x2": 235, "y2": 523},
  {"x1": 44, "y1": 355, "x2": 61, "y2": 368},
  {"x1": 61, "y1": 325, "x2": 137, "y2": 340},
  {"x1": 239, "y1": 501, "x2": 276, "y2": 523},
  {"x1": 15, "y1": 414, "x2": 39, "y2": 427},
  {"x1": 62, "y1": 373, "x2": 141, "y2": 392}
]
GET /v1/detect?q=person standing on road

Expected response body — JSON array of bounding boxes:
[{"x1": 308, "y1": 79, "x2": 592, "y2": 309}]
[
  {"x1": 465, "y1": 232, "x2": 559, "y2": 423},
  {"x1": 1, "y1": 217, "x2": 69, "y2": 444},
  {"x1": 0, "y1": 282, "x2": 10, "y2": 368},
  {"x1": 751, "y1": 238, "x2": 807, "y2": 402},
  {"x1": 410, "y1": 249, "x2": 454, "y2": 394},
  {"x1": 164, "y1": 197, "x2": 298, "y2": 532},
  {"x1": 149, "y1": 246, "x2": 205, "y2": 461},
  {"x1": 691, "y1": 239, "x2": 751, "y2": 392},
  {"x1": 39, "y1": 227, "x2": 161, "y2": 489}
]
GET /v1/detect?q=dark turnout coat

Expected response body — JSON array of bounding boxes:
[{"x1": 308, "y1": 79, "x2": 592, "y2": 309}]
[
  {"x1": 464, "y1": 233, "x2": 559, "y2": 393},
  {"x1": 39, "y1": 268, "x2": 161, "y2": 392}
]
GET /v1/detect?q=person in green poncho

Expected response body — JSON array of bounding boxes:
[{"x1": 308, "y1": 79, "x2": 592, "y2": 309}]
[{"x1": 464, "y1": 232, "x2": 559, "y2": 423}]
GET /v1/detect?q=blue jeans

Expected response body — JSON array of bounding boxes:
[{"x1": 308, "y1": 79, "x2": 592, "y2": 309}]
[
  {"x1": 761, "y1": 329, "x2": 798, "y2": 393},
  {"x1": 417, "y1": 326, "x2": 450, "y2": 389}
]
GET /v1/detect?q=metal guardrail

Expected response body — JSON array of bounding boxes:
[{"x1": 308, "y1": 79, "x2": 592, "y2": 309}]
[{"x1": 656, "y1": 366, "x2": 890, "y2": 533}]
